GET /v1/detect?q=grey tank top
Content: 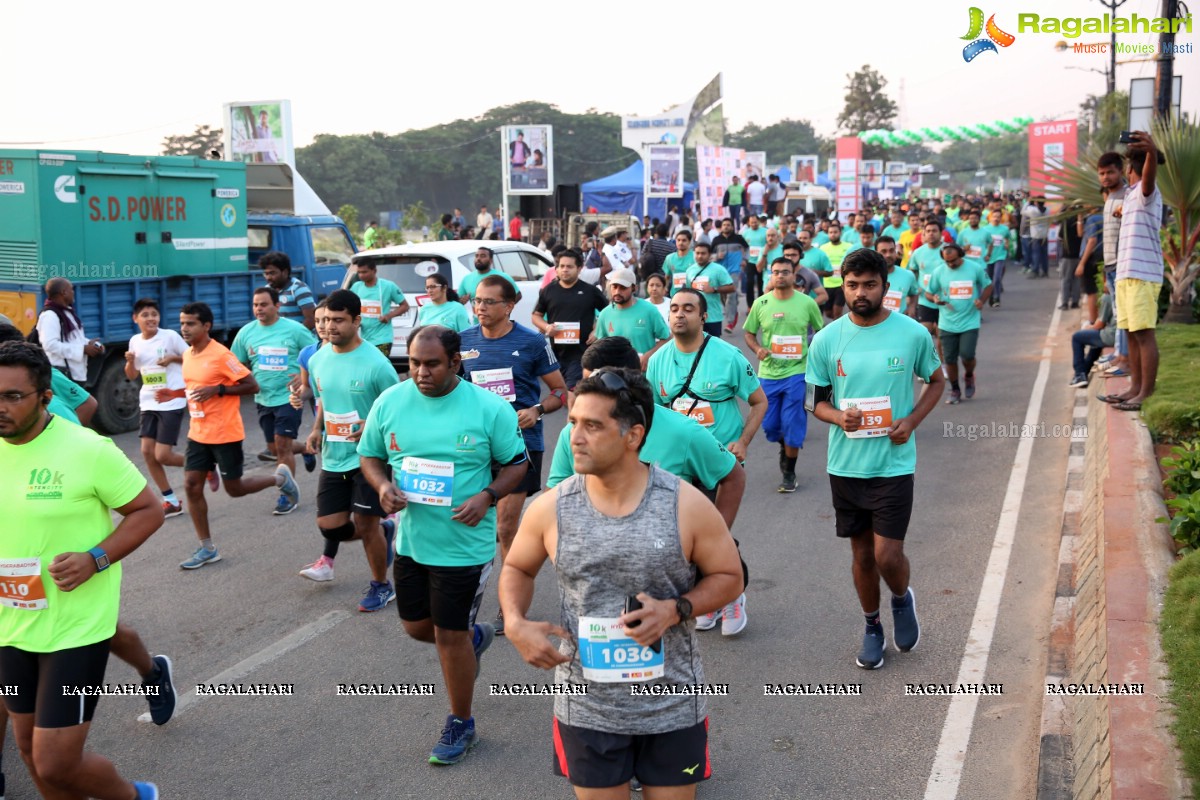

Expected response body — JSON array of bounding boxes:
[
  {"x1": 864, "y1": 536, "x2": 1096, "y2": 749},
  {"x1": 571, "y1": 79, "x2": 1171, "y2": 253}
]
[{"x1": 553, "y1": 465, "x2": 706, "y2": 734}]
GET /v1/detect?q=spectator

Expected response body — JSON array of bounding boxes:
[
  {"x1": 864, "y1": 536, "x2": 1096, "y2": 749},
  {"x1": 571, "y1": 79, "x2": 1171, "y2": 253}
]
[
  {"x1": 438, "y1": 213, "x2": 454, "y2": 241},
  {"x1": 722, "y1": 175, "x2": 744, "y2": 229},
  {"x1": 475, "y1": 205, "x2": 493, "y2": 240},
  {"x1": 37, "y1": 278, "x2": 103, "y2": 382},
  {"x1": 640, "y1": 224, "x2": 675, "y2": 282},
  {"x1": 261, "y1": 251, "x2": 316, "y2": 330},
  {"x1": 1069, "y1": 282, "x2": 1116, "y2": 387},
  {"x1": 508, "y1": 211, "x2": 523, "y2": 241},
  {"x1": 362, "y1": 220, "x2": 379, "y2": 249}
]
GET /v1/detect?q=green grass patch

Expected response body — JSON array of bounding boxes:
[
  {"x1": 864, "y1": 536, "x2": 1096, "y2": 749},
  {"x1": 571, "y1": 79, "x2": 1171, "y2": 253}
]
[
  {"x1": 1142, "y1": 324, "x2": 1200, "y2": 442},
  {"x1": 1162, "y1": 547, "x2": 1200, "y2": 792}
]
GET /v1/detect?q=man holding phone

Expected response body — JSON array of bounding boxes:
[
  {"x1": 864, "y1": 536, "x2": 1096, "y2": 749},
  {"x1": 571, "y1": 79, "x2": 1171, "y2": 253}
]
[{"x1": 299, "y1": 290, "x2": 399, "y2": 611}]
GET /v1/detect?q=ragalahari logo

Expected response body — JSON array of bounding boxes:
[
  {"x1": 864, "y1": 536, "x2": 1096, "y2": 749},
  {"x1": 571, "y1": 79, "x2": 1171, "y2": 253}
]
[{"x1": 961, "y1": 7, "x2": 1016, "y2": 61}]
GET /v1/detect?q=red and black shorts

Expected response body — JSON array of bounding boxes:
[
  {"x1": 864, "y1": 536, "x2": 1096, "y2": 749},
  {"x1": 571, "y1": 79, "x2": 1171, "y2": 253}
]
[{"x1": 552, "y1": 717, "x2": 710, "y2": 789}]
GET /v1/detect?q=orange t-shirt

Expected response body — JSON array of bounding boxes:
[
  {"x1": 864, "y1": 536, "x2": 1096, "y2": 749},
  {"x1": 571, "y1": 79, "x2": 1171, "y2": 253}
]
[{"x1": 182, "y1": 340, "x2": 251, "y2": 444}]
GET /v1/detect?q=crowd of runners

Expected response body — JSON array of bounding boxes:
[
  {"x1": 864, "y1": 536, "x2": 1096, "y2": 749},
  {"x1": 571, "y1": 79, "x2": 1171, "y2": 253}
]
[{"x1": 0, "y1": 133, "x2": 1164, "y2": 799}]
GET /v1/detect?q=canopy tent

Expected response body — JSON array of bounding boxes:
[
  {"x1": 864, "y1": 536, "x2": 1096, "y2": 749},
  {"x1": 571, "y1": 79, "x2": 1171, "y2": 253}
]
[{"x1": 581, "y1": 160, "x2": 696, "y2": 222}]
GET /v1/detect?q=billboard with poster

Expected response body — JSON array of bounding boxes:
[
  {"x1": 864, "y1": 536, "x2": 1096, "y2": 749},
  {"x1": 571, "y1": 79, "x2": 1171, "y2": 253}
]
[
  {"x1": 861, "y1": 160, "x2": 883, "y2": 189},
  {"x1": 622, "y1": 74, "x2": 724, "y2": 152},
  {"x1": 225, "y1": 100, "x2": 294, "y2": 165},
  {"x1": 696, "y1": 146, "x2": 745, "y2": 223},
  {"x1": 884, "y1": 161, "x2": 907, "y2": 189},
  {"x1": 790, "y1": 155, "x2": 820, "y2": 184},
  {"x1": 503, "y1": 125, "x2": 554, "y2": 195},
  {"x1": 646, "y1": 145, "x2": 685, "y2": 198},
  {"x1": 742, "y1": 151, "x2": 766, "y2": 184}
]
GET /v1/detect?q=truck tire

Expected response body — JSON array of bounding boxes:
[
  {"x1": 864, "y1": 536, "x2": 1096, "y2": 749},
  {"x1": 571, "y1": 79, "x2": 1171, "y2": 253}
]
[{"x1": 93, "y1": 354, "x2": 141, "y2": 434}]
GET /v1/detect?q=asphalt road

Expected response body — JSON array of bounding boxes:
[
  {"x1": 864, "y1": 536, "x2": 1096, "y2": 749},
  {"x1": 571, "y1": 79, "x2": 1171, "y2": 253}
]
[{"x1": 3, "y1": 270, "x2": 1088, "y2": 799}]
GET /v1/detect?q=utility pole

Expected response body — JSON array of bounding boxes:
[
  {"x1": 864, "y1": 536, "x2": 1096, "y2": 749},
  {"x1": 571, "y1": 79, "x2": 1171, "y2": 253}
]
[
  {"x1": 1156, "y1": 0, "x2": 1179, "y2": 119},
  {"x1": 1096, "y1": 0, "x2": 1129, "y2": 96}
]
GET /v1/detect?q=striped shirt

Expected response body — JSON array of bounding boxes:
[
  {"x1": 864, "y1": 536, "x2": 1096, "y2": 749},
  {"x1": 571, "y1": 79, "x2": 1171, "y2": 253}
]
[
  {"x1": 1102, "y1": 185, "x2": 1126, "y2": 268},
  {"x1": 1115, "y1": 182, "x2": 1163, "y2": 283},
  {"x1": 277, "y1": 277, "x2": 315, "y2": 323}
]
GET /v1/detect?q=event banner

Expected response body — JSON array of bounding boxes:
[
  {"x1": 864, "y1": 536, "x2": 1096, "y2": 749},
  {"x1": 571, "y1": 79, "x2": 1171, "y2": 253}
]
[
  {"x1": 789, "y1": 155, "x2": 820, "y2": 184},
  {"x1": 646, "y1": 145, "x2": 685, "y2": 198},
  {"x1": 861, "y1": 159, "x2": 883, "y2": 189},
  {"x1": 835, "y1": 137, "x2": 862, "y2": 216},
  {"x1": 884, "y1": 161, "x2": 907, "y2": 190},
  {"x1": 503, "y1": 125, "x2": 554, "y2": 195},
  {"x1": 622, "y1": 74, "x2": 724, "y2": 153},
  {"x1": 742, "y1": 151, "x2": 766, "y2": 183},
  {"x1": 225, "y1": 100, "x2": 294, "y2": 165},
  {"x1": 696, "y1": 146, "x2": 745, "y2": 222},
  {"x1": 1027, "y1": 119, "x2": 1078, "y2": 199}
]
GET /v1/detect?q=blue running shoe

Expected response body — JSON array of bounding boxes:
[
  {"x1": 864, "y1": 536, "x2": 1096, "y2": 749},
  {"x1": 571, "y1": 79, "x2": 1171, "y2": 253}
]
[
  {"x1": 358, "y1": 581, "x2": 395, "y2": 612},
  {"x1": 856, "y1": 624, "x2": 886, "y2": 670},
  {"x1": 133, "y1": 782, "x2": 159, "y2": 800},
  {"x1": 302, "y1": 452, "x2": 317, "y2": 473},
  {"x1": 892, "y1": 588, "x2": 920, "y2": 652},
  {"x1": 143, "y1": 655, "x2": 176, "y2": 725},
  {"x1": 274, "y1": 493, "x2": 298, "y2": 515},
  {"x1": 429, "y1": 715, "x2": 477, "y2": 765},
  {"x1": 179, "y1": 546, "x2": 221, "y2": 570},
  {"x1": 275, "y1": 464, "x2": 300, "y2": 513},
  {"x1": 382, "y1": 518, "x2": 396, "y2": 570},
  {"x1": 473, "y1": 622, "x2": 495, "y2": 679}
]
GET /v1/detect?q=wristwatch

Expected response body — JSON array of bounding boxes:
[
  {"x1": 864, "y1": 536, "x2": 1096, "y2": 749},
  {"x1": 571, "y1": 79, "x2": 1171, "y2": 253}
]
[
  {"x1": 533, "y1": 403, "x2": 546, "y2": 419},
  {"x1": 481, "y1": 487, "x2": 500, "y2": 505},
  {"x1": 674, "y1": 596, "x2": 693, "y2": 625},
  {"x1": 217, "y1": 384, "x2": 226, "y2": 397},
  {"x1": 88, "y1": 547, "x2": 111, "y2": 572}
]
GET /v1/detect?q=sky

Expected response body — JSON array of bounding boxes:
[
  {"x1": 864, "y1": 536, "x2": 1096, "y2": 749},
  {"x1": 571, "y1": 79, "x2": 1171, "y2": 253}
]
[{"x1": 1, "y1": 0, "x2": 1195, "y2": 161}]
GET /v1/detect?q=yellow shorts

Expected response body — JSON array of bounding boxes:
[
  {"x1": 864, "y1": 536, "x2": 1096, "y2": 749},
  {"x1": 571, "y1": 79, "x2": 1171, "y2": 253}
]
[{"x1": 1115, "y1": 279, "x2": 1161, "y2": 332}]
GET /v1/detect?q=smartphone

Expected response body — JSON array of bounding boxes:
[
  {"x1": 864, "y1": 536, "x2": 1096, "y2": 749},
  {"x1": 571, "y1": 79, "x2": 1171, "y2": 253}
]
[
  {"x1": 1118, "y1": 131, "x2": 1133, "y2": 144},
  {"x1": 624, "y1": 595, "x2": 662, "y2": 654}
]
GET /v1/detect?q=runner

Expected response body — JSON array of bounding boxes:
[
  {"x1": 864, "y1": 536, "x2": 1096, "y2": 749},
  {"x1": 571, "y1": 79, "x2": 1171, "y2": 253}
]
[
  {"x1": 231, "y1": 287, "x2": 317, "y2": 514},
  {"x1": 982, "y1": 209, "x2": 1010, "y2": 308},
  {"x1": 681, "y1": 241, "x2": 735, "y2": 339},
  {"x1": 787, "y1": 235, "x2": 831, "y2": 306},
  {"x1": 260, "y1": 251, "x2": 316, "y2": 330},
  {"x1": 818, "y1": 220, "x2": 854, "y2": 319},
  {"x1": 594, "y1": 268, "x2": 671, "y2": 368},
  {"x1": 456, "y1": 247, "x2": 521, "y2": 305},
  {"x1": 806, "y1": 248, "x2": 944, "y2": 669},
  {"x1": 645, "y1": 272, "x2": 672, "y2": 325},
  {"x1": 418, "y1": 273, "x2": 471, "y2": 331},
  {"x1": 299, "y1": 290, "x2": 400, "y2": 612},
  {"x1": 123, "y1": 298, "x2": 188, "y2": 518},
  {"x1": 500, "y1": 366, "x2": 743, "y2": 798},
  {"x1": 349, "y1": 259, "x2": 410, "y2": 357},
  {"x1": 875, "y1": 236, "x2": 919, "y2": 318},
  {"x1": 956, "y1": 209, "x2": 991, "y2": 279},
  {"x1": 161, "y1": 302, "x2": 299, "y2": 569},
  {"x1": 359, "y1": 325, "x2": 528, "y2": 765},
  {"x1": 0, "y1": 340, "x2": 163, "y2": 799},
  {"x1": 925, "y1": 243, "x2": 992, "y2": 404},
  {"x1": 531, "y1": 249, "x2": 608, "y2": 400},
  {"x1": 460, "y1": 275, "x2": 566, "y2": 634},
  {"x1": 292, "y1": 299, "x2": 329, "y2": 418},
  {"x1": 743, "y1": 258, "x2": 825, "y2": 493},
  {"x1": 740, "y1": 213, "x2": 769, "y2": 305},
  {"x1": 910, "y1": 220, "x2": 948, "y2": 367},
  {"x1": 709, "y1": 219, "x2": 750, "y2": 332},
  {"x1": 661, "y1": 230, "x2": 695, "y2": 296}
]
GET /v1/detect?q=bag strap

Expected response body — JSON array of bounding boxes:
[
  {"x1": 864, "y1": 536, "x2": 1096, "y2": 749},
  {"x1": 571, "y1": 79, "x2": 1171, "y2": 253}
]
[{"x1": 669, "y1": 334, "x2": 712, "y2": 411}]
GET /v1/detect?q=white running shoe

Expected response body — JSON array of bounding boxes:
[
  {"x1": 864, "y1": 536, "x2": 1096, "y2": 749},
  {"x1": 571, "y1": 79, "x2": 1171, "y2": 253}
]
[
  {"x1": 695, "y1": 611, "x2": 719, "y2": 631},
  {"x1": 721, "y1": 593, "x2": 748, "y2": 636},
  {"x1": 299, "y1": 556, "x2": 334, "y2": 582}
]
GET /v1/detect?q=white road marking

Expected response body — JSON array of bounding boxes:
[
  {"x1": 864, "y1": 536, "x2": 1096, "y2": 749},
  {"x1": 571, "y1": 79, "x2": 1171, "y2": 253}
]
[
  {"x1": 138, "y1": 610, "x2": 349, "y2": 723},
  {"x1": 923, "y1": 305, "x2": 1063, "y2": 798}
]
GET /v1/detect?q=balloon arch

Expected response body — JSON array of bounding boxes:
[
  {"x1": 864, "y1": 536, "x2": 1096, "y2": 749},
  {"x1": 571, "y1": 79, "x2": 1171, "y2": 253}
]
[{"x1": 857, "y1": 117, "x2": 1033, "y2": 147}]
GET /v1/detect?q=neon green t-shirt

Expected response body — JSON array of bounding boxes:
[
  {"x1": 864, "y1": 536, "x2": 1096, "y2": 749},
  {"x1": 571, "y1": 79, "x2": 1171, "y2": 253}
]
[
  {"x1": 806, "y1": 312, "x2": 941, "y2": 478},
  {"x1": 981, "y1": 224, "x2": 1009, "y2": 263},
  {"x1": 819, "y1": 242, "x2": 855, "y2": 287},
  {"x1": 727, "y1": 184, "x2": 744, "y2": 205},
  {"x1": 684, "y1": 262, "x2": 734, "y2": 321},
  {"x1": 595, "y1": 298, "x2": 671, "y2": 355},
  {"x1": 456, "y1": 269, "x2": 519, "y2": 303},
  {"x1": 417, "y1": 300, "x2": 472, "y2": 332},
  {"x1": 927, "y1": 260, "x2": 991, "y2": 334},
  {"x1": 350, "y1": 278, "x2": 408, "y2": 346},
  {"x1": 0, "y1": 417, "x2": 145, "y2": 651},
  {"x1": 358, "y1": 379, "x2": 525, "y2": 567},
  {"x1": 742, "y1": 291, "x2": 825, "y2": 379},
  {"x1": 231, "y1": 317, "x2": 316, "y2": 407},
  {"x1": 646, "y1": 335, "x2": 760, "y2": 448},
  {"x1": 546, "y1": 406, "x2": 736, "y2": 491},
  {"x1": 910, "y1": 244, "x2": 946, "y2": 310},
  {"x1": 308, "y1": 342, "x2": 400, "y2": 473},
  {"x1": 49, "y1": 369, "x2": 87, "y2": 424}
]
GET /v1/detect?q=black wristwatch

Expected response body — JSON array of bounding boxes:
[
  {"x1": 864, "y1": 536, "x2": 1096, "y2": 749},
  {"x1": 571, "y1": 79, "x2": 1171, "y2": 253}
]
[
  {"x1": 481, "y1": 487, "x2": 500, "y2": 505},
  {"x1": 217, "y1": 384, "x2": 226, "y2": 397},
  {"x1": 533, "y1": 402, "x2": 546, "y2": 418},
  {"x1": 674, "y1": 596, "x2": 693, "y2": 624}
]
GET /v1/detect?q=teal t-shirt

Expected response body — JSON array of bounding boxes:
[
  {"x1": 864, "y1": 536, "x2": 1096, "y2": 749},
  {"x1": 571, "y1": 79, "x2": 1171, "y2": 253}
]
[
  {"x1": 799, "y1": 247, "x2": 832, "y2": 277},
  {"x1": 806, "y1": 312, "x2": 941, "y2": 478},
  {"x1": 417, "y1": 300, "x2": 471, "y2": 332},
  {"x1": 760, "y1": 244, "x2": 784, "y2": 285},
  {"x1": 927, "y1": 261, "x2": 992, "y2": 334},
  {"x1": 813, "y1": 231, "x2": 830, "y2": 246},
  {"x1": 742, "y1": 291, "x2": 824, "y2": 379},
  {"x1": 49, "y1": 369, "x2": 88, "y2": 424},
  {"x1": 357, "y1": 379, "x2": 525, "y2": 567},
  {"x1": 231, "y1": 317, "x2": 316, "y2": 407},
  {"x1": 684, "y1": 262, "x2": 734, "y2": 321},
  {"x1": 546, "y1": 405, "x2": 736, "y2": 491},
  {"x1": 663, "y1": 251, "x2": 696, "y2": 295},
  {"x1": 308, "y1": 342, "x2": 400, "y2": 473},
  {"x1": 842, "y1": 226, "x2": 861, "y2": 246},
  {"x1": 883, "y1": 267, "x2": 919, "y2": 313},
  {"x1": 351, "y1": 278, "x2": 408, "y2": 346},
  {"x1": 456, "y1": 269, "x2": 519, "y2": 303},
  {"x1": 646, "y1": 335, "x2": 760, "y2": 448},
  {"x1": 595, "y1": 298, "x2": 671, "y2": 354},
  {"x1": 742, "y1": 227, "x2": 769, "y2": 265},
  {"x1": 957, "y1": 225, "x2": 992, "y2": 268},
  {"x1": 982, "y1": 224, "x2": 1009, "y2": 263},
  {"x1": 910, "y1": 244, "x2": 946, "y2": 310}
]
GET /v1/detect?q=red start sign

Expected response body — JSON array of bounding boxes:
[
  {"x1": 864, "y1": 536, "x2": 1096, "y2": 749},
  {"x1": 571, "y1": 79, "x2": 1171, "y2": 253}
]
[{"x1": 88, "y1": 196, "x2": 187, "y2": 223}]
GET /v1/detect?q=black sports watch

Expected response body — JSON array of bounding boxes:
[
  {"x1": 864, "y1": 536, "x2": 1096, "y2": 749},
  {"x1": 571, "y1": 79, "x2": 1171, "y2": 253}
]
[
  {"x1": 481, "y1": 487, "x2": 500, "y2": 505},
  {"x1": 674, "y1": 596, "x2": 693, "y2": 624}
]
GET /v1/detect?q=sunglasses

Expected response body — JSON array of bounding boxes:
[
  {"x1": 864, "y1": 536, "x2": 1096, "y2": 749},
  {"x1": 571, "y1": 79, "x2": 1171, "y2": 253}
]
[{"x1": 592, "y1": 369, "x2": 647, "y2": 429}]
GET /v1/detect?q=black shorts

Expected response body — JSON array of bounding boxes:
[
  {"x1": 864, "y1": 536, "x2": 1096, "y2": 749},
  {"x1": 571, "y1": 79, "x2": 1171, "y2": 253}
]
[
  {"x1": 497, "y1": 447, "x2": 542, "y2": 496},
  {"x1": 821, "y1": 286, "x2": 845, "y2": 310},
  {"x1": 139, "y1": 408, "x2": 185, "y2": 446},
  {"x1": 185, "y1": 439, "x2": 244, "y2": 480},
  {"x1": 552, "y1": 717, "x2": 711, "y2": 788},
  {"x1": 393, "y1": 557, "x2": 491, "y2": 631},
  {"x1": 257, "y1": 402, "x2": 302, "y2": 441},
  {"x1": 316, "y1": 469, "x2": 385, "y2": 518},
  {"x1": 829, "y1": 474, "x2": 915, "y2": 541},
  {"x1": 1082, "y1": 261, "x2": 1099, "y2": 295},
  {"x1": 556, "y1": 353, "x2": 583, "y2": 390},
  {"x1": 0, "y1": 640, "x2": 110, "y2": 728},
  {"x1": 916, "y1": 305, "x2": 940, "y2": 325}
]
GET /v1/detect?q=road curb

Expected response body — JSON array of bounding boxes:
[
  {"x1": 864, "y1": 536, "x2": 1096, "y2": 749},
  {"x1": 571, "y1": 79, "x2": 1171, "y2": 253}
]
[{"x1": 1036, "y1": 382, "x2": 1188, "y2": 799}]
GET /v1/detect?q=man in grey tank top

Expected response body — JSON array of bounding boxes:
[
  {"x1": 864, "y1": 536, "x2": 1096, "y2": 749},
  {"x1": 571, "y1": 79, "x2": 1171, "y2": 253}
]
[{"x1": 499, "y1": 367, "x2": 743, "y2": 797}]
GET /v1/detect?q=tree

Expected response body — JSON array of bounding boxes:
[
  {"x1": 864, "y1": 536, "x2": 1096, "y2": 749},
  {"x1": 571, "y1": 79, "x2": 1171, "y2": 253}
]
[
  {"x1": 1079, "y1": 92, "x2": 1130, "y2": 152},
  {"x1": 836, "y1": 66, "x2": 898, "y2": 135},
  {"x1": 162, "y1": 125, "x2": 223, "y2": 157},
  {"x1": 727, "y1": 119, "x2": 827, "y2": 165},
  {"x1": 337, "y1": 204, "x2": 361, "y2": 244},
  {"x1": 1154, "y1": 118, "x2": 1200, "y2": 323}
]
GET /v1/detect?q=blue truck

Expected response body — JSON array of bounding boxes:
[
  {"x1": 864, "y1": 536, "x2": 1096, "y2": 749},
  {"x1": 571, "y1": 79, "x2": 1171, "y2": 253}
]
[{"x1": 0, "y1": 150, "x2": 356, "y2": 433}]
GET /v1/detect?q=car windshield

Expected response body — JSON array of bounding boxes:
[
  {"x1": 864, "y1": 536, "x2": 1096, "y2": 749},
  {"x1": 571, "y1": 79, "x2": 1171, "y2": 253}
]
[{"x1": 350, "y1": 256, "x2": 452, "y2": 295}]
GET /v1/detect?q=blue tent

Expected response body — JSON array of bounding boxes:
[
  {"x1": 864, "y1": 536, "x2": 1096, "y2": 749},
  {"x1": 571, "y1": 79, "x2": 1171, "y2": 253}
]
[{"x1": 581, "y1": 160, "x2": 696, "y2": 222}]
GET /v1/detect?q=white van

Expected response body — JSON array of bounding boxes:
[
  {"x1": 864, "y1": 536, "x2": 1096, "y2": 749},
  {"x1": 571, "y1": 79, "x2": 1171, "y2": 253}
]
[{"x1": 342, "y1": 240, "x2": 553, "y2": 366}]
